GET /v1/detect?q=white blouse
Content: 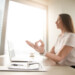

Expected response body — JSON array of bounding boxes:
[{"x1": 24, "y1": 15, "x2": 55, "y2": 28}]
[{"x1": 55, "y1": 32, "x2": 75, "y2": 66}]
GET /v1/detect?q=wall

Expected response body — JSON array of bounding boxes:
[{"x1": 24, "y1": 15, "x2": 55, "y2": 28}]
[
  {"x1": 48, "y1": 0, "x2": 75, "y2": 51},
  {"x1": 31, "y1": 0, "x2": 48, "y2": 5}
]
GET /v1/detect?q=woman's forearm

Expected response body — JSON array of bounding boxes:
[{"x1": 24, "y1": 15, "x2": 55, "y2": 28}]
[{"x1": 45, "y1": 52, "x2": 62, "y2": 62}]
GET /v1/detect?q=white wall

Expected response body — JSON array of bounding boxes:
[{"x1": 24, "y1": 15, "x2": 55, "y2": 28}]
[
  {"x1": 31, "y1": 0, "x2": 48, "y2": 5},
  {"x1": 48, "y1": 0, "x2": 75, "y2": 51}
]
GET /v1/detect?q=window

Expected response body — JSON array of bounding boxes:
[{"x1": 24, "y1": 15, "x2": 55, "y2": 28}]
[{"x1": 5, "y1": 0, "x2": 47, "y2": 55}]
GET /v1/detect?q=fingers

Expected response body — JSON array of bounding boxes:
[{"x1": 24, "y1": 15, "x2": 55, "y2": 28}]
[
  {"x1": 26, "y1": 40, "x2": 35, "y2": 48},
  {"x1": 26, "y1": 40, "x2": 44, "y2": 54},
  {"x1": 39, "y1": 40, "x2": 44, "y2": 46},
  {"x1": 35, "y1": 40, "x2": 44, "y2": 47},
  {"x1": 26, "y1": 40, "x2": 44, "y2": 51}
]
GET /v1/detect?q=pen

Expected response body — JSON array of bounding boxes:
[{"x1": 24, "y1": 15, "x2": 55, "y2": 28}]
[{"x1": 12, "y1": 64, "x2": 23, "y2": 66}]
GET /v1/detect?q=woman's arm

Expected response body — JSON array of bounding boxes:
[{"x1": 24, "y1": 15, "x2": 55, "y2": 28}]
[
  {"x1": 49, "y1": 46, "x2": 55, "y2": 54},
  {"x1": 45, "y1": 45, "x2": 73, "y2": 62}
]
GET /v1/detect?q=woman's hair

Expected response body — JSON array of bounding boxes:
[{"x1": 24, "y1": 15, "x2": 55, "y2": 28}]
[{"x1": 59, "y1": 14, "x2": 75, "y2": 33}]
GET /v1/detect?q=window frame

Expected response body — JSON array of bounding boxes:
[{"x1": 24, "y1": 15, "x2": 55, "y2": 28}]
[
  {"x1": 0, "y1": 0, "x2": 9, "y2": 55},
  {"x1": 2, "y1": 0, "x2": 48, "y2": 54}
]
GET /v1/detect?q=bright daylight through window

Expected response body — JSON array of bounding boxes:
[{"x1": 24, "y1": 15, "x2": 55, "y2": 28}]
[{"x1": 5, "y1": 1, "x2": 47, "y2": 56}]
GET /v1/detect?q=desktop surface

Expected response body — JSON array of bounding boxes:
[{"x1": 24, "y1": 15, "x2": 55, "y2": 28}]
[{"x1": 0, "y1": 55, "x2": 75, "y2": 75}]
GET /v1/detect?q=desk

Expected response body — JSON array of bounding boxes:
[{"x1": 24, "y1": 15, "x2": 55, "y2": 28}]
[{"x1": 0, "y1": 55, "x2": 75, "y2": 75}]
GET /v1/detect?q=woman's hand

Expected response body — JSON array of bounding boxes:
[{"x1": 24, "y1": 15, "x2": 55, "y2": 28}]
[{"x1": 26, "y1": 40, "x2": 44, "y2": 54}]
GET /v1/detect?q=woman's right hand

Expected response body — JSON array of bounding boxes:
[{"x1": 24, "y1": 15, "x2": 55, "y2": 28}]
[{"x1": 26, "y1": 40, "x2": 44, "y2": 54}]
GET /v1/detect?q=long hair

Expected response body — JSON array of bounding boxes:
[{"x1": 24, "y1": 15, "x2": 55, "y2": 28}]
[{"x1": 59, "y1": 14, "x2": 75, "y2": 33}]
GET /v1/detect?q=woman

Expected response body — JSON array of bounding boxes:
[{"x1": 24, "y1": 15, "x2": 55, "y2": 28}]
[{"x1": 26, "y1": 14, "x2": 75, "y2": 67}]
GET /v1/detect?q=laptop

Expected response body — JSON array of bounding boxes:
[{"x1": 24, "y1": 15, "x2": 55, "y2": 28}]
[
  {"x1": 6, "y1": 41, "x2": 46, "y2": 72},
  {"x1": 8, "y1": 41, "x2": 34, "y2": 62}
]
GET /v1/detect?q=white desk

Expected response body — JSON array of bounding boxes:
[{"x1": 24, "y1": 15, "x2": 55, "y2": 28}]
[{"x1": 0, "y1": 55, "x2": 75, "y2": 75}]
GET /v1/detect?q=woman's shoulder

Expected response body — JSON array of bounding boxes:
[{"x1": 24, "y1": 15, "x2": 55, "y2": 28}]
[
  {"x1": 64, "y1": 32, "x2": 75, "y2": 39},
  {"x1": 65, "y1": 32, "x2": 75, "y2": 36},
  {"x1": 64, "y1": 32, "x2": 75, "y2": 47},
  {"x1": 57, "y1": 32, "x2": 75, "y2": 39}
]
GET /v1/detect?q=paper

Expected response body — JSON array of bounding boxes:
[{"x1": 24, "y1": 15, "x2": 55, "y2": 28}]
[
  {"x1": 8, "y1": 63, "x2": 27, "y2": 70},
  {"x1": 28, "y1": 63, "x2": 40, "y2": 70},
  {"x1": 7, "y1": 62, "x2": 46, "y2": 71}
]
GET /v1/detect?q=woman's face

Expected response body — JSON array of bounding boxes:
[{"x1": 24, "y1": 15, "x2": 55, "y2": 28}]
[{"x1": 56, "y1": 16, "x2": 64, "y2": 30}]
